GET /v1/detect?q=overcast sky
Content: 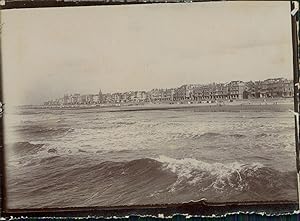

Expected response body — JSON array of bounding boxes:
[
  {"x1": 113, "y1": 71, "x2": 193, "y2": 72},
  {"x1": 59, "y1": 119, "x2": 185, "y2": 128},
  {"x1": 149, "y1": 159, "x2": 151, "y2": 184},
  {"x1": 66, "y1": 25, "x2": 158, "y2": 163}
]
[{"x1": 1, "y1": 1, "x2": 293, "y2": 105}]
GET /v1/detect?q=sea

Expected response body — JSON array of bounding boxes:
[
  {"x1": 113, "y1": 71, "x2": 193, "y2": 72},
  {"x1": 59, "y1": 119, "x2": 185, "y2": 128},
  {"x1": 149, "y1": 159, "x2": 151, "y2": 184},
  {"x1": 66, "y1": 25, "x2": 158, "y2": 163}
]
[{"x1": 3, "y1": 104, "x2": 298, "y2": 209}]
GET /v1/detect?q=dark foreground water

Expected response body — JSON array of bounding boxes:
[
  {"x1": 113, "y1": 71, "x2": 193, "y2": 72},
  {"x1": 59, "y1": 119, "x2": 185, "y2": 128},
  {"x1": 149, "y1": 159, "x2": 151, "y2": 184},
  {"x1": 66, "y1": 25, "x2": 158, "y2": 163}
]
[{"x1": 4, "y1": 104, "x2": 298, "y2": 208}]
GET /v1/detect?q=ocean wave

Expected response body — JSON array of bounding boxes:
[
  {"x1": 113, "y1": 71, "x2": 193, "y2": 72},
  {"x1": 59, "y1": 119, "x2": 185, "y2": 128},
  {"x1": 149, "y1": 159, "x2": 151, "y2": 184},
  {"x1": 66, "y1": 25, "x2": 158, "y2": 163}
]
[
  {"x1": 78, "y1": 148, "x2": 88, "y2": 153},
  {"x1": 153, "y1": 155, "x2": 297, "y2": 196},
  {"x1": 198, "y1": 132, "x2": 222, "y2": 139},
  {"x1": 10, "y1": 142, "x2": 46, "y2": 156},
  {"x1": 18, "y1": 109, "x2": 58, "y2": 115},
  {"x1": 39, "y1": 155, "x2": 61, "y2": 165},
  {"x1": 7, "y1": 155, "x2": 297, "y2": 208},
  {"x1": 155, "y1": 155, "x2": 264, "y2": 190},
  {"x1": 254, "y1": 132, "x2": 282, "y2": 138},
  {"x1": 63, "y1": 156, "x2": 295, "y2": 196},
  {"x1": 16, "y1": 125, "x2": 74, "y2": 138},
  {"x1": 230, "y1": 134, "x2": 247, "y2": 138},
  {"x1": 113, "y1": 121, "x2": 136, "y2": 126},
  {"x1": 172, "y1": 132, "x2": 246, "y2": 140}
]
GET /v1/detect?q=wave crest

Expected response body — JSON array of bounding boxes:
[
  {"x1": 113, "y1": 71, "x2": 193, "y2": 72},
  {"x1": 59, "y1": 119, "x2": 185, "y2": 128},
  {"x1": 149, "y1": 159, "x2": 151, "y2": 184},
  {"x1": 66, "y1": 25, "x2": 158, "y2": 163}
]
[
  {"x1": 172, "y1": 132, "x2": 247, "y2": 140},
  {"x1": 155, "y1": 155, "x2": 266, "y2": 191}
]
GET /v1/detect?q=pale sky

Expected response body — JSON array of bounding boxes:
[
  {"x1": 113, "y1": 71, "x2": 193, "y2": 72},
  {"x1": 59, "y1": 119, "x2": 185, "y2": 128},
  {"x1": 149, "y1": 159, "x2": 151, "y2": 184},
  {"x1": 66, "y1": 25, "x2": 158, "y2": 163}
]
[{"x1": 1, "y1": 1, "x2": 293, "y2": 105}]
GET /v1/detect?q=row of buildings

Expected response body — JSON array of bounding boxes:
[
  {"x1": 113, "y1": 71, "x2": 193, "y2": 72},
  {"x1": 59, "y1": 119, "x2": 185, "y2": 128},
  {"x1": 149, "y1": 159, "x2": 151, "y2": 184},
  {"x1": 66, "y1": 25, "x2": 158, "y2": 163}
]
[{"x1": 44, "y1": 78, "x2": 294, "y2": 106}]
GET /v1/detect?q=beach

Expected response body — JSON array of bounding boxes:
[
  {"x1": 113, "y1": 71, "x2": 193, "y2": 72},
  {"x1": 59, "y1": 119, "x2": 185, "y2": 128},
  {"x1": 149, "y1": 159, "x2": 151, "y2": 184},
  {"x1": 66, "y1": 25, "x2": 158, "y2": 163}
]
[{"x1": 33, "y1": 98, "x2": 294, "y2": 113}]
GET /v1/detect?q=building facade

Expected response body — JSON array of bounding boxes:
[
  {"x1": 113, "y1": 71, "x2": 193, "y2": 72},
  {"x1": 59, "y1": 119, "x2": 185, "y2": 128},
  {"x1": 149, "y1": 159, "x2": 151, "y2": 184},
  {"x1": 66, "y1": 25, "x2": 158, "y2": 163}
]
[{"x1": 44, "y1": 78, "x2": 294, "y2": 106}]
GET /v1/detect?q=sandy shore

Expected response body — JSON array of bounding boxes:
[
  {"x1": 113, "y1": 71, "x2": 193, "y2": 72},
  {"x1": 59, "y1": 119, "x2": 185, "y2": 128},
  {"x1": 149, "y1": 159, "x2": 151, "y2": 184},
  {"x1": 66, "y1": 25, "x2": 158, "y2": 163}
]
[
  {"x1": 34, "y1": 98, "x2": 295, "y2": 112},
  {"x1": 101, "y1": 102, "x2": 294, "y2": 112}
]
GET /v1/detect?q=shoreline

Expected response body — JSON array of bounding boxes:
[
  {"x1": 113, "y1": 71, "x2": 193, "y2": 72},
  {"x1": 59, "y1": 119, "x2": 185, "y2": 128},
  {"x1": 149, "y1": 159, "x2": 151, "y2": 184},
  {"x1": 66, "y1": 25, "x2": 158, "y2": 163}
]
[{"x1": 23, "y1": 98, "x2": 294, "y2": 112}]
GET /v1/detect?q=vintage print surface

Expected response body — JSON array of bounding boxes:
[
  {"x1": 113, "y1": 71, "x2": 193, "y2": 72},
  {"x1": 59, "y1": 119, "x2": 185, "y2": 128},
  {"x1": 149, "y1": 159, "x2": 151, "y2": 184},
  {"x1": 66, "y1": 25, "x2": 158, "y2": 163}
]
[{"x1": 2, "y1": 1, "x2": 297, "y2": 208}]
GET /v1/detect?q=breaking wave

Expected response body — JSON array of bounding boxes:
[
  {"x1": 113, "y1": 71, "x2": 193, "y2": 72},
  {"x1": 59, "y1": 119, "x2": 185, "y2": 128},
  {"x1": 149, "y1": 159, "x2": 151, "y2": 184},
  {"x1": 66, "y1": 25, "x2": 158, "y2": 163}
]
[
  {"x1": 8, "y1": 153, "x2": 297, "y2": 208},
  {"x1": 172, "y1": 132, "x2": 247, "y2": 140},
  {"x1": 15, "y1": 126, "x2": 74, "y2": 140},
  {"x1": 155, "y1": 155, "x2": 264, "y2": 191}
]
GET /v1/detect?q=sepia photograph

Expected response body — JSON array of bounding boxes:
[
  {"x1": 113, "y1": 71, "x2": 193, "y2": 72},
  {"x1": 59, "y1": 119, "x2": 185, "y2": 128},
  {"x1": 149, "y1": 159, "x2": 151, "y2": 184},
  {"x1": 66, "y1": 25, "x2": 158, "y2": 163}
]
[{"x1": 1, "y1": 1, "x2": 298, "y2": 210}]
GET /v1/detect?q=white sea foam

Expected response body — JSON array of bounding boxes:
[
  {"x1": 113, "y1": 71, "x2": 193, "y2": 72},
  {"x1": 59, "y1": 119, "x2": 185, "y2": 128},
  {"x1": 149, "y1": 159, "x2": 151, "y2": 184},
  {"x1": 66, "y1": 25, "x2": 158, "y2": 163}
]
[{"x1": 155, "y1": 155, "x2": 264, "y2": 190}]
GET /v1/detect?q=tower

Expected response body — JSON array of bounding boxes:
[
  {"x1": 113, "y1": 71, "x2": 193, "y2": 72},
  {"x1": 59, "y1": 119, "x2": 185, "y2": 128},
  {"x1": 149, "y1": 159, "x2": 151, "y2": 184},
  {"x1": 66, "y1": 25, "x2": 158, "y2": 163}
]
[{"x1": 98, "y1": 89, "x2": 103, "y2": 103}]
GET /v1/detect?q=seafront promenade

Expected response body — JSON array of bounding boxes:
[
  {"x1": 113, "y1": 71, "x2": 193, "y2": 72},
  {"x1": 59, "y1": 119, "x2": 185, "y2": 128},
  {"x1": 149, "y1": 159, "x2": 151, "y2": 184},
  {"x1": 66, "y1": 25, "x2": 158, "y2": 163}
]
[{"x1": 33, "y1": 97, "x2": 294, "y2": 113}]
